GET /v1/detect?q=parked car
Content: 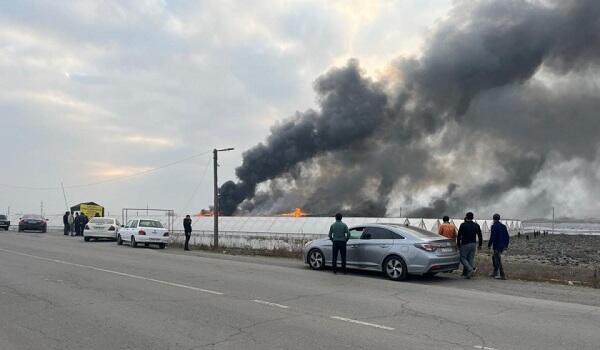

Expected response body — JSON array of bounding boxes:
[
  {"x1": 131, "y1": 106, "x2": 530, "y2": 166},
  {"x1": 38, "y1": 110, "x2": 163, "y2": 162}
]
[
  {"x1": 117, "y1": 219, "x2": 169, "y2": 249},
  {"x1": 18, "y1": 214, "x2": 47, "y2": 233},
  {"x1": 83, "y1": 217, "x2": 120, "y2": 242},
  {"x1": 303, "y1": 224, "x2": 459, "y2": 281},
  {"x1": 0, "y1": 215, "x2": 9, "y2": 230}
]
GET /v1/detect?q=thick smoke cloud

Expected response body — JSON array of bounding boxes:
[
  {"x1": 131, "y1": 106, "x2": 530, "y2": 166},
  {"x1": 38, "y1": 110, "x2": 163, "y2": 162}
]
[{"x1": 219, "y1": 0, "x2": 600, "y2": 218}]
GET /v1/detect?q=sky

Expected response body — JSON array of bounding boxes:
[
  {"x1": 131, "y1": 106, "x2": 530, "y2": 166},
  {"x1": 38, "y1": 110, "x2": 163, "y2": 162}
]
[{"x1": 0, "y1": 0, "x2": 452, "y2": 219}]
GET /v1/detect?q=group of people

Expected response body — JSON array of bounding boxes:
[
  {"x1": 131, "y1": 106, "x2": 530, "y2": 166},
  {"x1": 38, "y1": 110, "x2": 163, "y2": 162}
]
[
  {"x1": 62, "y1": 211, "x2": 89, "y2": 237},
  {"x1": 327, "y1": 212, "x2": 510, "y2": 279},
  {"x1": 438, "y1": 212, "x2": 510, "y2": 279}
]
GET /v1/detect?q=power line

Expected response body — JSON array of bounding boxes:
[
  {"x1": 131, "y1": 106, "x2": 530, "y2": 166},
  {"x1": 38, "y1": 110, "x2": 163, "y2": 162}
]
[{"x1": 0, "y1": 150, "x2": 213, "y2": 191}]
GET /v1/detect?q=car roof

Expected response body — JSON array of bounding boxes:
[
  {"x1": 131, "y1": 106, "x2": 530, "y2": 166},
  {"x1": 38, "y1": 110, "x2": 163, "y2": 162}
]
[{"x1": 350, "y1": 223, "x2": 441, "y2": 239}]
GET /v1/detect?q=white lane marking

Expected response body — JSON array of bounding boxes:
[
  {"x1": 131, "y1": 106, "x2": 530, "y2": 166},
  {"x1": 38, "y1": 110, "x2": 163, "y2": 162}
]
[
  {"x1": 330, "y1": 316, "x2": 395, "y2": 331},
  {"x1": 0, "y1": 248, "x2": 224, "y2": 296},
  {"x1": 474, "y1": 346, "x2": 500, "y2": 350},
  {"x1": 252, "y1": 299, "x2": 290, "y2": 309}
]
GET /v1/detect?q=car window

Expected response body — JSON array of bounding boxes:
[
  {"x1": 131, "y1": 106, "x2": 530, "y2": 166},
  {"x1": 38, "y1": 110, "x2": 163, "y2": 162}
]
[
  {"x1": 348, "y1": 227, "x2": 364, "y2": 239},
  {"x1": 0, "y1": 215, "x2": 6, "y2": 220},
  {"x1": 139, "y1": 220, "x2": 163, "y2": 228},
  {"x1": 90, "y1": 218, "x2": 114, "y2": 225},
  {"x1": 364, "y1": 227, "x2": 399, "y2": 240},
  {"x1": 23, "y1": 214, "x2": 43, "y2": 220},
  {"x1": 130, "y1": 220, "x2": 138, "y2": 228}
]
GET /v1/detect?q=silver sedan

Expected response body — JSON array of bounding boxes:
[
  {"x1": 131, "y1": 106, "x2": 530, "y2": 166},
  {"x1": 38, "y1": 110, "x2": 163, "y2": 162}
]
[{"x1": 303, "y1": 223, "x2": 460, "y2": 281}]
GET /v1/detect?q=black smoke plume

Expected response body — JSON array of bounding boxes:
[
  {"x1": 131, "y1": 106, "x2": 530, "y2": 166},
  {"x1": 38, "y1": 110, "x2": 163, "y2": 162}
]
[{"x1": 219, "y1": 0, "x2": 600, "y2": 218}]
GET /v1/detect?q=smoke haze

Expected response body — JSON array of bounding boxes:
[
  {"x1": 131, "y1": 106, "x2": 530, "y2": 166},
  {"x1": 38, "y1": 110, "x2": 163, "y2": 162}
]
[{"x1": 220, "y1": 0, "x2": 600, "y2": 219}]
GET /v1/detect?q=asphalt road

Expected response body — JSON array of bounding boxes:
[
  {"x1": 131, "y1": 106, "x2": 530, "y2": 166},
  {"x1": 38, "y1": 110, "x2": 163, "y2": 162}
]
[{"x1": 0, "y1": 230, "x2": 598, "y2": 350}]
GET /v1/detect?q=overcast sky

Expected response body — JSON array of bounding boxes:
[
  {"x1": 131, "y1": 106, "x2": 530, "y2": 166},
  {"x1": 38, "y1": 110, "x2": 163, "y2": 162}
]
[{"x1": 0, "y1": 0, "x2": 452, "y2": 219}]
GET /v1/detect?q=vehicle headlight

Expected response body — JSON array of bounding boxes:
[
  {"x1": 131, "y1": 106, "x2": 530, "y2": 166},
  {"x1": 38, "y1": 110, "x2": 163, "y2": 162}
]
[{"x1": 304, "y1": 240, "x2": 314, "y2": 247}]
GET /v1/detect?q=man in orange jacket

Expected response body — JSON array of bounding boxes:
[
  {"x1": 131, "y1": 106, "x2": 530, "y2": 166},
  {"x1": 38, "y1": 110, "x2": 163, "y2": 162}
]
[{"x1": 438, "y1": 216, "x2": 457, "y2": 240}]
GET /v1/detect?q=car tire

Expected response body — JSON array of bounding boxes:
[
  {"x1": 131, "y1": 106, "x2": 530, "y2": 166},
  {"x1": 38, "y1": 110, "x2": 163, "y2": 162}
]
[
  {"x1": 117, "y1": 234, "x2": 123, "y2": 245},
  {"x1": 84, "y1": 236, "x2": 90, "y2": 242},
  {"x1": 158, "y1": 243, "x2": 166, "y2": 249},
  {"x1": 144, "y1": 243, "x2": 149, "y2": 247},
  {"x1": 383, "y1": 255, "x2": 408, "y2": 281},
  {"x1": 131, "y1": 236, "x2": 137, "y2": 248},
  {"x1": 41, "y1": 229, "x2": 46, "y2": 233},
  {"x1": 308, "y1": 249, "x2": 325, "y2": 270}
]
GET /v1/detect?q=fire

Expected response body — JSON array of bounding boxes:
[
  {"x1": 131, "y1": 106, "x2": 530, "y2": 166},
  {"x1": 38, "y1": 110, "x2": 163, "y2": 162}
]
[
  {"x1": 195, "y1": 209, "x2": 214, "y2": 217},
  {"x1": 280, "y1": 208, "x2": 308, "y2": 218}
]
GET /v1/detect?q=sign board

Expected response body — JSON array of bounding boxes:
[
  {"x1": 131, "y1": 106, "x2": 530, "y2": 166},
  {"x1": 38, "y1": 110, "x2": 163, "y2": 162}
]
[{"x1": 80, "y1": 203, "x2": 103, "y2": 218}]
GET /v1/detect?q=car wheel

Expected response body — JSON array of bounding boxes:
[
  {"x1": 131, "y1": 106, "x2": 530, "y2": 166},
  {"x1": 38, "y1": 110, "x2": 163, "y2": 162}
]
[
  {"x1": 41, "y1": 229, "x2": 46, "y2": 233},
  {"x1": 383, "y1": 255, "x2": 408, "y2": 281},
  {"x1": 158, "y1": 243, "x2": 166, "y2": 249},
  {"x1": 117, "y1": 234, "x2": 123, "y2": 245},
  {"x1": 144, "y1": 243, "x2": 149, "y2": 247},
  {"x1": 308, "y1": 249, "x2": 325, "y2": 270},
  {"x1": 84, "y1": 236, "x2": 90, "y2": 242},
  {"x1": 131, "y1": 236, "x2": 137, "y2": 248}
]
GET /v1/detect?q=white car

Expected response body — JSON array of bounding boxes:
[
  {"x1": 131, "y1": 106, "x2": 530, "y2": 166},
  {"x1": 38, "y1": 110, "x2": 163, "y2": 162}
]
[
  {"x1": 83, "y1": 217, "x2": 120, "y2": 242},
  {"x1": 117, "y1": 218, "x2": 169, "y2": 249}
]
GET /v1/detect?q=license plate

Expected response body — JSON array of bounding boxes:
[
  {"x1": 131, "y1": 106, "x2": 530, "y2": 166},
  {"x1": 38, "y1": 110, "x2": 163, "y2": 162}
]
[
  {"x1": 440, "y1": 247, "x2": 454, "y2": 253},
  {"x1": 150, "y1": 238, "x2": 160, "y2": 241}
]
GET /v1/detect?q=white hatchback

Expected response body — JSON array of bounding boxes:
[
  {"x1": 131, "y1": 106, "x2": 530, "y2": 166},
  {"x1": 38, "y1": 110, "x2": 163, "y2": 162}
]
[
  {"x1": 83, "y1": 217, "x2": 120, "y2": 241},
  {"x1": 118, "y1": 219, "x2": 169, "y2": 249}
]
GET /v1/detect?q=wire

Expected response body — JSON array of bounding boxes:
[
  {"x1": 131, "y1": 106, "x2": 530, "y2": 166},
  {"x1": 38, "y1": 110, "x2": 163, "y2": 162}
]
[{"x1": 0, "y1": 150, "x2": 212, "y2": 191}]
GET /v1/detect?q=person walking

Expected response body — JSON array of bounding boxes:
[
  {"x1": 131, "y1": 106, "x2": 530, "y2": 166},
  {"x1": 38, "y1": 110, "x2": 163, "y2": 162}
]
[
  {"x1": 328, "y1": 213, "x2": 350, "y2": 274},
  {"x1": 457, "y1": 212, "x2": 483, "y2": 279},
  {"x1": 183, "y1": 215, "x2": 192, "y2": 251},
  {"x1": 73, "y1": 212, "x2": 81, "y2": 237},
  {"x1": 488, "y1": 213, "x2": 510, "y2": 280},
  {"x1": 438, "y1": 216, "x2": 457, "y2": 240},
  {"x1": 68, "y1": 212, "x2": 75, "y2": 236},
  {"x1": 63, "y1": 211, "x2": 70, "y2": 236}
]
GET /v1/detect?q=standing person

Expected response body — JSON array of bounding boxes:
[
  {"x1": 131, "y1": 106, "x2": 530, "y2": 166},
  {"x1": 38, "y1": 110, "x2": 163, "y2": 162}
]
[
  {"x1": 63, "y1": 211, "x2": 70, "y2": 236},
  {"x1": 68, "y1": 212, "x2": 75, "y2": 236},
  {"x1": 80, "y1": 213, "x2": 89, "y2": 236},
  {"x1": 328, "y1": 213, "x2": 350, "y2": 274},
  {"x1": 438, "y1": 216, "x2": 457, "y2": 240},
  {"x1": 183, "y1": 215, "x2": 192, "y2": 251},
  {"x1": 73, "y1": 212, "x2": 81, "y2": 237},
  {"x1": 488, "y1": 213, "x2": 510, "y2": 280},
  {"x1": 457, "y1": 212, "x2": 483, "y2": 279}
]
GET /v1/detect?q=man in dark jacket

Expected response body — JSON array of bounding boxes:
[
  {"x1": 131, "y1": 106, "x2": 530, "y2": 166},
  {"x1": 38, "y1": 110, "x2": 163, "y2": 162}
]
[
  {"x1": 74, "y1": 212, "x2": 81, "y2": 237},
  {"x1": 62, "y1": 211, "x2": 70, "y2": 236},
  {"x1": 183, "y1": 215, "x2": 192, "y2": 251},
  {"x1": 488, "y1": 213, "x2": 510, "y2": 280},
  {"x1": 80, "y1": 213, "x2": 89, "y2": 236},
  {"x1": 457, "y1": 212, "x2": 483, "y2": 279},
  {"x1": 329, "y1": 213, "x2": 350, "y2": 274}
]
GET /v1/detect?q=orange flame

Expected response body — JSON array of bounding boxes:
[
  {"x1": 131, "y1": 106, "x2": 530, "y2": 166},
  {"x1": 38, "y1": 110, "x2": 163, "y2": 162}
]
[
  {"x1": 195, "y1": 209, "x2": 214, "y2": 217},
  {"x1": 280, "y1": 208, "x2": 308, "y2": 217}
]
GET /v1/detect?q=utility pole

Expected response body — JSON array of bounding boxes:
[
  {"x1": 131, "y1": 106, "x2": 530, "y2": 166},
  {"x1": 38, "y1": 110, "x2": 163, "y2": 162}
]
[
  {"x1": 61, "y1": 182, "x2": 69, "y2": 211},
  {"x1": 40, "y1": 201, "x2": 44, "y2": 217},
  {"x1": 213, "y1": 147, "x2": 234, "y2": 249}
]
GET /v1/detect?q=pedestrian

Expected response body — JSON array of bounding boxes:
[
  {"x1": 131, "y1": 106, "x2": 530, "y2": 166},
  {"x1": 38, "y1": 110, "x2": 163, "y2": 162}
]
[
  {"x1": 488, "y1": 213, "x2": 510, "y2": 280},
  {"x1": 328, "y1": 213, "x2": 350, "y2": 274},
  {"x1": 73, "y1": 212, "x2": 81, "y2": 237},
  {"x1": 63, "y1": 211, "x2": 70, "y2": 236},
  {"x1": 68, "y1": 212, "x2": 75, "y2": 236},
  {"x1": 457, "y1": 212, "x2": 483, "y2": 279},
  {"x1": 183, "y1": 215, "x2": 192, "y2": 251},
  {"x1": 438, "y1": 216, "x2": 457, "y2": 240},
  {"x1": 80, "y1": 213, "x2": 88, "y2": 236}
]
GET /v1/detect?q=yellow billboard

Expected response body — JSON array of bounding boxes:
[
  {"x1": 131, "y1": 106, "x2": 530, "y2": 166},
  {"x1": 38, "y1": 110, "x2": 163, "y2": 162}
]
[{"x1": 80, "y1": 203, "x2": 103, "y2": 218}]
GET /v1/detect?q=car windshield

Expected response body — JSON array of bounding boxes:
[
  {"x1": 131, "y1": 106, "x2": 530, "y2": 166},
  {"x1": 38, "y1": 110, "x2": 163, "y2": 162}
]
[
  {"x1": 0, "y1": 215, "x2": 6, "y2": 220},
  {"x1": 90, "y1": 218, "x2": 114, "y2": 225},
  {"x1": 138, "y1": 220, "x2": 163, "y2": 228},
  {"x1": 23, "y1": 215, "x2": 43, "y2": 220}
]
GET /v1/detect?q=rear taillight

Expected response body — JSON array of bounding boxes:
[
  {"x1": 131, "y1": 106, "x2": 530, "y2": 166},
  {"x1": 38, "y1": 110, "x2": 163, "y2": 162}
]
[
  {"x1": 85, "y1": 225, "x2": 89, "y2": 230},
  {"x1": 163, "y1": 232, "x2": 169, "y2": 237},
  {"x1": 414, "y1": 243, "x2": 437, "y2": 252},
  {"x1": 108, "y1": 226, "x2": 116, "y2": 231},
  {"x1": 138, "y1": 230, "x2": 146, "y2": 235}
]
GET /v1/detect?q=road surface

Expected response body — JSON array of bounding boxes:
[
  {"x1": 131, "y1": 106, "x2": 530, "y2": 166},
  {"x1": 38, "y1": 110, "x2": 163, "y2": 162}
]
[{"x1": 0, "y1": 230, "x2": 598, "y2": 349}]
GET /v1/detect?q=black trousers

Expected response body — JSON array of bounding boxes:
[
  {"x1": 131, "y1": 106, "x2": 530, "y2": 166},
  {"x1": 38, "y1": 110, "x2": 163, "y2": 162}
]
[
  {"x1": 332, "y1": 241, "x2": 347, "y2": 272},
  {"x1": 492, "y1": 249, "x2": 505, "y2": 278},
  {"x1": 184, "y1": 232, "x2": 191, "y2": 250},
  {"x1": 63, "y1": 224, "x2": 70, "y2": 235}
]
